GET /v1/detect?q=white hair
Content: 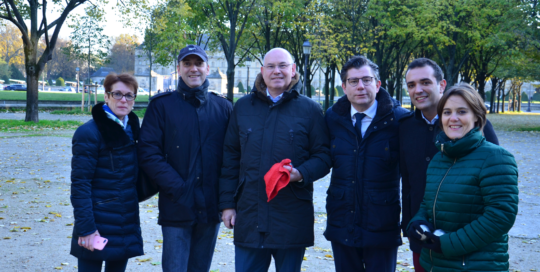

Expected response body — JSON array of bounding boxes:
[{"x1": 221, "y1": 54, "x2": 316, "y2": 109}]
[{"x1": 263, "y1": 48, "x2": 294, "y2": 64}]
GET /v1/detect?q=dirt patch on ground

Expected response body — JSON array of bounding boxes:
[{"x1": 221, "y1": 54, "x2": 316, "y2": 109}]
[{"x1": 0, "y1": 116, "x2": 538, "y2": 271}]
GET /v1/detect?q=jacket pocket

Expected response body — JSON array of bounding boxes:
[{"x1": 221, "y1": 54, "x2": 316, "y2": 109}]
[
  {"x1": 326, "y1": 185, "x2": 346, "y2": 227},
  {"x1": 366, "y1": 190, "x2": 400, "y2": 231}
]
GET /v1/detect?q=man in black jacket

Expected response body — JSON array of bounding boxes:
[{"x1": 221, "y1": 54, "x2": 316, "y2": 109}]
[
  {"x1": 400, "y1": 58, "x2": 499, "y2": 272},
  {"x1": 219, "y1": 48, "x2": 331, "y2": 272},
  {"x1": 324, "y1": 56, "x2": 408, "y2": 272},
  {"x1": 138, "y1": 45, "x2": 233, "y2": 272}
]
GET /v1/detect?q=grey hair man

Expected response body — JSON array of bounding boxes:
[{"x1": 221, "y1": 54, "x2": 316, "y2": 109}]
[{"x1": 219, "y1": 48, "x2": 331, "y2": 272}]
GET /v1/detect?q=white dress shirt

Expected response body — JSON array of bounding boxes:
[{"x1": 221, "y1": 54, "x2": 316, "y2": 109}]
[
  {"x1": 421, "y1": 112, "x2": 438, "y2": 125},
  {"x1": 266, "y1": 88, "x2": 284, "y2": 103},
  {"x1": 351, "y1": 100, "x2": 378, "y2": 137}
]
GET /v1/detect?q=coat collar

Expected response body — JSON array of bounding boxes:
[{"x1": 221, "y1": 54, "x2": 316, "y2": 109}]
[
  {"x1": 435, "y1": 127, "x2": 484, "y2": 159},
  {"x1": 250, "y1": 73, "x2": 301, "y2": 105},
  {"x1": 92, "y1": 102, "x2": 140, "y2": 149}
]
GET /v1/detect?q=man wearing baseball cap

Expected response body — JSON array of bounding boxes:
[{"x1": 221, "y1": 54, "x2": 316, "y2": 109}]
[{"x1": 139, "y1": 44, "x2": 233, "y2": 271}]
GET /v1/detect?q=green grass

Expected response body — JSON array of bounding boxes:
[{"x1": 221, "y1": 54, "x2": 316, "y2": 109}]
[
  {"x1": 0, "y1": 91, "x2": 150, "y2": 102},
  {"x1": 0, "y1": 119, "x2": 84, "y2": 132},
  {"x1": 50, "y1": 108, "x2": 92, "y2": 115},
  {"x1": 49, "y1": 107, "x2": 146, "y2": 117},
  {"x1": 487, "y1": 113, "x2": 540, "y2": 131}
]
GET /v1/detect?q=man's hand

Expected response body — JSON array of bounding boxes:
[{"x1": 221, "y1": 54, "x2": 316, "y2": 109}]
[
  {"x1": 283, "y1": 165, "x2": 304, "y2": 182},
  {"x1": 78, "y1": 230, "x2": 100, "y2": 251},
  {"x1": 222, "y1": 208, "x2": 236, "y2": 229}
]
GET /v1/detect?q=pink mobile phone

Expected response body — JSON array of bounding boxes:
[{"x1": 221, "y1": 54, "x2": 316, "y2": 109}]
[{"x1": 93, "y1": 236, "x2": 108, "y2": 251}]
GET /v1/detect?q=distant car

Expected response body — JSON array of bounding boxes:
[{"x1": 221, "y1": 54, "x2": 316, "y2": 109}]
[
  {"x1": 137, "y1": 88, "x2": 149, "y2": 95},
  {"x1": 485, "y1": 102, "x2": 491, "y2": 111},
  {"x1": 4, "y1": 84, "x2": 27, "y2": 91},
  {"x1": 60, "y1": 87, "x2": 75, "y2": 92}
]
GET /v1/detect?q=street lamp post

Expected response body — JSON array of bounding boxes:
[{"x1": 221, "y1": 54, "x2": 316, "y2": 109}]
[
  {"x1": 303, "y1": 40, "x2": 312, "y2": 97},
  {"x1": 245, "y1": 57, "x2": 252, "y2": 95}
]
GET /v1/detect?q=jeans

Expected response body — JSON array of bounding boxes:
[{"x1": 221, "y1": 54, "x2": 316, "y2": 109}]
[
  {"x1": 235, "y1": 245, "x2": 306, "y2": 272},
  {"x1": 77, "y1": 258, "x2": 128, "y2": 272},
  {"x1": 161, "y1": 222, "x2": 220, "y2": 272}
]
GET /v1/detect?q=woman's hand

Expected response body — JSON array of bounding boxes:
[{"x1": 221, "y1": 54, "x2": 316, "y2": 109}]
[{"x1": 78, "y1": 230, "x2": 100, "y2": 251}]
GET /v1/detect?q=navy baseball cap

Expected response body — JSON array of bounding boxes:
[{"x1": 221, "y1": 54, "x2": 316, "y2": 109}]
[{"x1": 178, "y1": 44, "x2": 208, "y2": 63}]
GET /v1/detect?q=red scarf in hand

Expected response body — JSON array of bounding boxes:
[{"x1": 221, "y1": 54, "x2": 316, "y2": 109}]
[{"x1": 264, "y1": 159, "x2": 292, "y2": 202}]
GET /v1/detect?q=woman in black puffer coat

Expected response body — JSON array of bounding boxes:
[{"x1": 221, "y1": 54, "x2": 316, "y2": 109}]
[{"x1": 70, "y1": 73, "x2": 144, "y2": 272}]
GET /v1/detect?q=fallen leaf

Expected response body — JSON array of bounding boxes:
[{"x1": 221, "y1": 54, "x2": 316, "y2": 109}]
[
  {"x1": 137, "y1": 258, "x2": 152, "y2": 262},
  {"x1": 324, "y1": 254, "x2": 333, "y2": 258}
]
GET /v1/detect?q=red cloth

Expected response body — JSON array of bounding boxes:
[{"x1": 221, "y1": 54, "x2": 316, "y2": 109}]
[{"x1": 264, "y1": 159, "x2": 292, "y2": 202}]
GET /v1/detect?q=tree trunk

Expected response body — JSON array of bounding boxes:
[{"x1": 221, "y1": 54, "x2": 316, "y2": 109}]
[
  {"x1": 489, "y1": 78, "x2": 497, "y2": 114},
  {"x1": 226, "y1": 57, "x2": 235, "y2": 101},
  {"x1": 517, "y1": 91, "x2": 522, "y2": 112},
  {"x1": 329, "y1": 63, "x2": 336, "y2": 106},
  {"x1": 25, "y1": 71, "x2": 40, "y2": 122},
  {"x1": 324, "y1": 66, "x2": 331, "y2": 111},
  {"x1": 477, "y1": 76, "x2": 487, "y2": 101}
]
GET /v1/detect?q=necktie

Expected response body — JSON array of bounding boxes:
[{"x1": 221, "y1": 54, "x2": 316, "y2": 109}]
[{"x1": 354, "y1": 112, "x2": 366, "y2": 141}]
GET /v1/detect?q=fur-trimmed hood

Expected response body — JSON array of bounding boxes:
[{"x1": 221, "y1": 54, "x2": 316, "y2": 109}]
[{"x1": 91, "y1": 102, "x2": 140, "y2": 149}]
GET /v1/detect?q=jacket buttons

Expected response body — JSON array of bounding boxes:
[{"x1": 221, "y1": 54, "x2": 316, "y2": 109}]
[
  {"x1": 384, "y1": 121, "x2": 387, "y2": 125},
  {"x1": 353, "y1": 150, "x2": 356, "y2": 152},
  {"x1": 333, "y1": 145, "x2": 335, "y2": 148},
  {"x1": 385, "y1": 147, "x2": 388, "y2": 151},
  {"x1": 345, "y1": 239, "x2": 348, "y2": 242},
  {"x1": 177, "y1": 146, "x2": 179, "y2": 148},
  {"x1": 426, "y1": 157, "x2": 431, "y2": 161},
  {"x1": 351, "y1": 210, "x2": 354, "y2": 213},
  {"x1": 197, "y1": 177, "x2": 200, "y2": 179},
  {"x1": 352, "y1": 181, "x2": 355, "y2": 183},
  {"x1": 429, "y1": 127, "x2": 433, "y2": 131},
  {"x1": 374, "y1": 126, "x2": 377, "y2": 129},
  {"x1": 391, "y1": 118, "x2": 393, "y2": 121}
]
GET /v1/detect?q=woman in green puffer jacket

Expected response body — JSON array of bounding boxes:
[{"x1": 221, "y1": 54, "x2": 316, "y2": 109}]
[{"x1": 407, "y1": 83, "x2": 519, "y2": 272}]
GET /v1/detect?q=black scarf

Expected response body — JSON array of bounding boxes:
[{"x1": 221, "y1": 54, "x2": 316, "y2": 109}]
[{"x1": 177, "y1": 77, "x2": 209, "y2": 107}]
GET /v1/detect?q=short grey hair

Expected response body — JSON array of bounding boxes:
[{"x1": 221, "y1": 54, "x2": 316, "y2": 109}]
[{"x1": 263, "y1": 48, "x2": 294, "y2": 64}]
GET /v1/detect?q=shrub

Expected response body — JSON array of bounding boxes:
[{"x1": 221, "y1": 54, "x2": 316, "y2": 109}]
[{"x1": 56, "y1": 77, "x2": 65, "y2": 87}]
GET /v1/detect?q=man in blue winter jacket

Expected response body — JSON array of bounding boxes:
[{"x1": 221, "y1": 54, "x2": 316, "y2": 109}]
[
  {"x1": 138, "y1": 45, "x2": 233, "y2": 272},
  {"x1": 324, "y1": 56, "x2": 408, "y2": 272}
]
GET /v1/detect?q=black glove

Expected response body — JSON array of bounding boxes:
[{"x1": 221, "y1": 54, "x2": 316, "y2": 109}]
[
  {"x1": 423, "y1": 232, "x2": 442, "y2": 253},
  {"x1": 407, "y1": 220, "x2": 434, "y2": 242}
]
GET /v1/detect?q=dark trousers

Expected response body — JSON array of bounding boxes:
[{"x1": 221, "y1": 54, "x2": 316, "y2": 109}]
[
  {"x1": 235, "y1": 245, "x2": 306, "y2": 272},
  {"x1": 331, "y1": 241, "x2": 397, "y2": 272},
  {"x1": 161, "y1": 222, "x2": 220, "y2": 272},
  {"x1": 77, "y1": 258, "x2": 128, "y2": 272}
]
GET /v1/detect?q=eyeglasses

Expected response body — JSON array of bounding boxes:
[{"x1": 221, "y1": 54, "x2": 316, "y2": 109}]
[
  {"x1": 347, "y1": 77, "x2": 374, "y2": 87},
  {"x1": 108, "y1": 91, "x2": 136, "y2": 101},
  {"x1": 263, "y1": 63, "x2": 292, "y2": 71}
]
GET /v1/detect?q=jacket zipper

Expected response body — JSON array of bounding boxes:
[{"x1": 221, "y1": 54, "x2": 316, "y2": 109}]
[
  {"x1": 165, "y1": 153, "x2": 168, "y2": 163},
  {"x1": 109, "y1": 151, "x2": 115, "y2": 171},
  {"x1": 429, "y1": 157, "x2": 457, "y2": 269}
]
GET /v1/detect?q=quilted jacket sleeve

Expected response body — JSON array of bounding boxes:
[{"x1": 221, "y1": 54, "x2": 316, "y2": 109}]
[
  {"x1": 440, "y1": 147, "x2": 519, "y2": 257},
  {"x1": 70, "y1": 123, "x2": 99, "y2": 237},
  {"x1": 295, "y1": 101, "x2": 331, "y2": 186}
]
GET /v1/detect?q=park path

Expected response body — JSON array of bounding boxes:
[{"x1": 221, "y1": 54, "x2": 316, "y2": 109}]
[{"x1": 0, "y1": 115, "x2": 538, "y2": 271}]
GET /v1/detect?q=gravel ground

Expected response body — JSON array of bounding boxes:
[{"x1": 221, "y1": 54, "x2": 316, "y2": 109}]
[{"x1": 0, "y1": 114, "x2": 539, "y2": 271}]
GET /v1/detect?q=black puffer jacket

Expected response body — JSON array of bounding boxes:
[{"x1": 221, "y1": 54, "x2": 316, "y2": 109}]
[
  {"x1": 219, "y1": 73, "x2": 331, "y2": 249},
  {"x1": 70, "y1": 103, "x2": 144, "y2": 261},
  {"x1": 324, "y1": 89, "x2": 408, "y2": 248}
]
